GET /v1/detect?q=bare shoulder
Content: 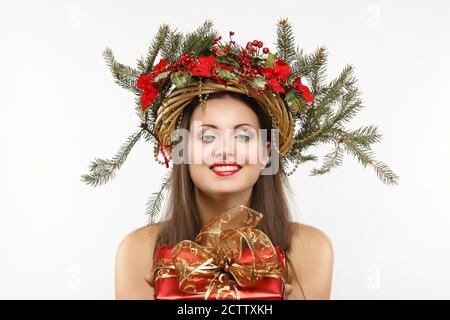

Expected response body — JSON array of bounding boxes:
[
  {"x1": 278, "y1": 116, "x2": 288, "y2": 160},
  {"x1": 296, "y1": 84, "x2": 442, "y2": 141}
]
[
  {"x1": 287, "y1": 222, "x2": 334, "y2": 299},
  {"x1": 115, "y1": 223, "x2": 162, "y2": 300},
  {"x1": 289, "y1": 222, "x2": 334, "y2": 254}
]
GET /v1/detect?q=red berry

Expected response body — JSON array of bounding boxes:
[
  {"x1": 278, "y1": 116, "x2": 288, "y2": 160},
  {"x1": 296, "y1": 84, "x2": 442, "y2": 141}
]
[
  {"x1": 258, "y1": 41, "x2": 263, "y2": 48},
  {"x1": 263, "y1": 47, "x2": 269, "y2": 54},
  {"x1": 252, "y1": 40, "x2": 259, "y2": 46},
  {"x1": 230, "y1": 31, "x2": 235, "y2": 36}
]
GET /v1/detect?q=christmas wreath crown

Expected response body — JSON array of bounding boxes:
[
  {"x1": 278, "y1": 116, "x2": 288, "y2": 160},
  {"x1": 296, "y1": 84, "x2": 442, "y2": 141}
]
[{"x1": 81, "y1": 18, "x2": 399, "y2": 222}]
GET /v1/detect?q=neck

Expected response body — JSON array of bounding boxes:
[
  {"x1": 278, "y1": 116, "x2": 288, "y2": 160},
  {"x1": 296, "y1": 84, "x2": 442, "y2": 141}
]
[{"x1": 195, "y1": 187, "x2": 253, "y2": 227}]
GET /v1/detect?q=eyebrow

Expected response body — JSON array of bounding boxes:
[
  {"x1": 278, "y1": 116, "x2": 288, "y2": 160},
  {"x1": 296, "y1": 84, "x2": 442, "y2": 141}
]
[{"x1": 199, "y1": 123, "x2": 254, "y2": 129}]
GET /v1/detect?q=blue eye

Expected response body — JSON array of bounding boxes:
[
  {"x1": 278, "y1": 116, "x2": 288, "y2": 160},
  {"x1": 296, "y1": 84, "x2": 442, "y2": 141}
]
[
  {"x1": 235, "y1": 134, "x2": 250, "y2": 142},
  {"x1": 199, "y1": 132, "x2": 251, "y2": 143},
  {"x1": 200, "y1": 134, "x2": 216, "y2": 143}
]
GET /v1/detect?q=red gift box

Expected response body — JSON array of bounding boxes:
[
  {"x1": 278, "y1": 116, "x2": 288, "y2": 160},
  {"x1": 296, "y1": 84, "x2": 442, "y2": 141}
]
[
  {"x1": 152, "y1": 205, "x2": 286, "y2": 300},
  {"x1": 154, "y1": 244, "x2": 286, "y2": 300}
]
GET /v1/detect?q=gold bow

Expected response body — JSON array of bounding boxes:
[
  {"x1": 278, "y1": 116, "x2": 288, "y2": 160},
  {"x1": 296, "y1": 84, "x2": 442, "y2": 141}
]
[{"x1": 155, "y1": 205, "x2": 284, "y2": 300}]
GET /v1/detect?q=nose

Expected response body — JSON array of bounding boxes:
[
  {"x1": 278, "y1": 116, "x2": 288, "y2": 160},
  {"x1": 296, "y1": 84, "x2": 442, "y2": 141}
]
[{"x1": 215, "y1": 133, "x2": 234, "y2": 160}]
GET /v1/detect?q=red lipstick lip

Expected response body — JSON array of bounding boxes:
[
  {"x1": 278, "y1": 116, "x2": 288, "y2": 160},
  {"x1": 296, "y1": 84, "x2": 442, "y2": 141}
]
[
  {"x1": 209, "y1": 161, "x2": 242, "y2": 169},
  {"x1": 209, "y1": 161, "x2": 242, "y2": 176},
  {"x1": 210, "y1": 168, "x2": 241, "y2": 176}
]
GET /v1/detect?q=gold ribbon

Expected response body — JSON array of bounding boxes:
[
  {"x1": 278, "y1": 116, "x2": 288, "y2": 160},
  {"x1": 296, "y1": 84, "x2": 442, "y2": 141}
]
[{"x1": 154, "y1": 205, "x2": 284, "y2": 300}]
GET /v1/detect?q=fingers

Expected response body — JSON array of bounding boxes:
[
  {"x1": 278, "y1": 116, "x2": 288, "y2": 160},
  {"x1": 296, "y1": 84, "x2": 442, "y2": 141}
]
[
  {"x1": 145, "y1": 269, "x2": 155, "y2": 287},
  {"x1": 283, "y1": 283, "x2": 293, "y2": 300}
]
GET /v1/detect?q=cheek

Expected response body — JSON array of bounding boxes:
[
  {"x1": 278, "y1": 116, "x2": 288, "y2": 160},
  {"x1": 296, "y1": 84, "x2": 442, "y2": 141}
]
[
  {"x1": 236, "y1": 139, "x2": 265, "y2": 166},
  {"x1": 241, "y1": 163, "x2": 262, "y2": 179},
  {"x1": 188, "y1": 163, "x2": 205, "y2": 182},
  {"x1": 188, "y1": 138, "x2": 215, "y2": 165}
]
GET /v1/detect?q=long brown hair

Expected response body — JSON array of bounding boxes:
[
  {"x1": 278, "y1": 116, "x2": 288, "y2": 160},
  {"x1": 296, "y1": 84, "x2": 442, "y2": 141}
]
[{"x1": 152, "y1": 91, "x2": 302, "y2": 292}]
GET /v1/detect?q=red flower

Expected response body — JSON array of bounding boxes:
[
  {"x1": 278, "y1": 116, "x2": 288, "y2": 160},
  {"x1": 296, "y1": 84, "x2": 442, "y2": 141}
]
[
  {"x1": 293, "y1": 77, "x2": 314, "y2": 103},
  {"x1": 259, "y1": 59, "x2": 292, "y2": 94},
  {"x1": 266, "y1": 78, "x2": 285, "y2": 93},
  {"x1": 141, "y1": 86, "x2": 159, "y2": 109},
  {"x1": 216, "y1": 64, "x2": 234, "y2": 73},
  {"x1": 260, "y1": 59, "x2": 291, "y2": 82},
  {"x1": 176, "y1": 52, "x2": 197, "y2": 70},
  {"x1": 273, "y1": 59, "x2": 291, "y2": 82},
  {"x1": 136, "y1": 73, "x2": 154, "y2": 90},
  {"x1": 152, "y1": 58, "x2": 169, "y2": 76},
  {"x1": 187, "y1": 55, "x2": 217, "y2": 77},
  {"x1": 136, "y1": 73, "x2": 160, "y2": 110},
  {"x1": 259, "y1": 66, "x2": 274, "y2": 79}
]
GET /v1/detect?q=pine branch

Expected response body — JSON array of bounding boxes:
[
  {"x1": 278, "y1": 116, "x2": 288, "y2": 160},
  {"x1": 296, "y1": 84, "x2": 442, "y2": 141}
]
[
  {"x1": 142, "y1": 126, "x2": 157, "y2": 143},
  {"x1": 300, "y1": 153, "x2": 318, "y2": 163},
  {"x1": 290, "y1": 46, "x2": 311, "y2": 79},
  {"x1": 103, "y1": 47, "x2": 141, "y2": 95},
  {"x1": 161, "y1": 29, "x2": 184, "y2": 63},
  {"x1": 341, "y1": 138, "x2": 399, "y2": 185},
  {"x1": 371, "y1": 160, "x2": 400, "y2": 186},
  {"x1": 315, "y1": 64, "x2": 356, "y2": 119},
  {"x1": 305, "y1": 47, "x2": 328, "y2": 97},
  {"x1": 112, "y1": 129, "x2": 143, "y2": 168},
  {"x1": 145, "y1": 23, "x2": 170, "y2": 72},
  {"x1": 276, "y1": 18, "x2": 296, "y2": 65},
  {"x1": 327, "y1": 87, "x2": 364, "y2": 128},
  {"x1": 297, "y1": 75, "x2": 358, "y2": 151},
  {"x1": 133, "y1": 95, "x2": 145, "y2": 123},
  {"x1": 81, "y1": 130, "x2": 144, "y2": 187},
  {"x1": 80, "y1": 158, "x2": 117, "y2": 187},
  {"x1": 330, "y1": 125, "x2": 382, "y2": 149},
  {"x1": 290, "y1": 64, "x2": 360, "y2": 153},
  {"x1": 290, "y1": 46, "x2": 329, "y2": 94},
  {"x1": 310, "y1": 142, "x2": 344, "y2": 176},
  {"x1": 283, "y1": 152, "x2": 319, "y2": 172},
  {"x1": 145, "y1": 169, "x2": 171, "y2": 224},
  {"x1": 292, "y1": 89, "x2": 363, "y2": 157},
  {"x1": 292, "y1": 128, "x2": 333, "y2": 154},
  {"x1": 181, "y1": 19, "x2": 218, "y2": 57},
  {"x1": 136, "y1": 55, "x2": 147, "y2": 74}
]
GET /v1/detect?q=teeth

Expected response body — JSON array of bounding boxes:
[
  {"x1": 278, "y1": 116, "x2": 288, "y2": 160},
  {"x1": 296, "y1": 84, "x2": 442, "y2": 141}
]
[{"x1": 211, "y1": 166, "x2": 240, "y2": 171}]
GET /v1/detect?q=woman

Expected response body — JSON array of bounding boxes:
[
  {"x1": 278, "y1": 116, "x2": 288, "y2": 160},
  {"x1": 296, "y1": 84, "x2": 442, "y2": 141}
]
[
  {"x1": 114, "y1": 90, "x2": 334, "y2": 300},
  {"x1": 84, "y1": 20, "x2": 395, "y2": 301}
]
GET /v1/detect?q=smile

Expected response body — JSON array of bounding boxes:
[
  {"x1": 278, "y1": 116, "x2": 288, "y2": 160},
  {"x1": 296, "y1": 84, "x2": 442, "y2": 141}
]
[{"x1": 209, "y1": 162, "x2": 242, "y2": 176}]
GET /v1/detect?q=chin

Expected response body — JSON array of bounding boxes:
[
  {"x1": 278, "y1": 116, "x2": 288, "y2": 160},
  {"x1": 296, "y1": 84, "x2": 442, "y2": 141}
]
[
  {"x1": 209, "y1": 187, "x2": 247, "y2": 196},
  {"x1": 194, "y1": 178, "x2": 247, "y2": 196},
  {"x1": 190, "y1": 165, "x2": 260, "y2": 194},
  {"x1": 205, "y1": 178, "x2": 248, "y2": 192}
]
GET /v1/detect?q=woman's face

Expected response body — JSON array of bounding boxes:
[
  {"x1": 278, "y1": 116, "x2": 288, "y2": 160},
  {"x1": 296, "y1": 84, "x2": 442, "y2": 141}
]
[{"x1": 187, "y1": 95, "x2": 270, "y2": 196}]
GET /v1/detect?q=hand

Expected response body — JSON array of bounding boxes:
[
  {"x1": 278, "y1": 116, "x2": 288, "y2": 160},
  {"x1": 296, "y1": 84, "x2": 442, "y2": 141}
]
[{"x1": 145, "y1": 269, "x2": 155, "y2": 288}]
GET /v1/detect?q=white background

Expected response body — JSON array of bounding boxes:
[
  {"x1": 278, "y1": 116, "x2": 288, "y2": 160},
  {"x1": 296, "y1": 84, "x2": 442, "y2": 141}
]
[{"x1": 1, "y1": 0, "x2": 449, "y2": 299}]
